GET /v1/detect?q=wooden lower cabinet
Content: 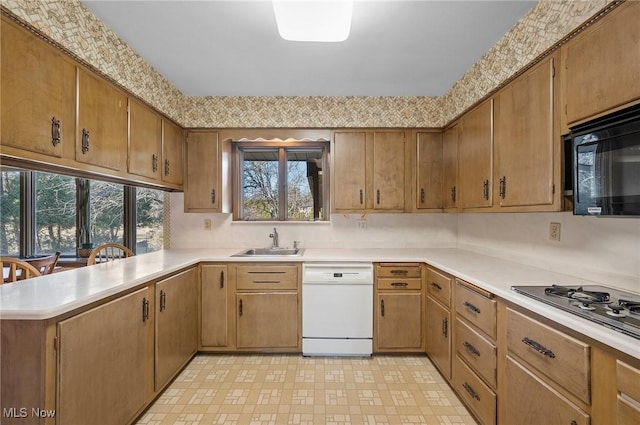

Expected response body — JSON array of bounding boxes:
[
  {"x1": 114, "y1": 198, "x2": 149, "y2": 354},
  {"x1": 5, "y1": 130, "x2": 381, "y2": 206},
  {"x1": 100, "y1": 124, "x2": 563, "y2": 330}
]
[
  {"x1": 453, "y1": 355, "x2": 496, "y2": 425},
  {"x1": 425, "y1": 295, "x2": 451, "y2": 379},
  {"x1": 504, "y1": 355, "x2": 589, "y2": 425},
  {"x1": 236, "y1": 292, "x2": 299, "y2": 349},
  {"x1": 155, "y1": 268, "x2": 198, "y2": 391},
  {"x1": 201, "y1": 264, "x2": 230, "y2": 348},
  {"x1": 57, "y1": 287, "x2": 154, "y2": 425},
  {"x1": 376, "y1": 292, "x2": 423, "y2": 351}
]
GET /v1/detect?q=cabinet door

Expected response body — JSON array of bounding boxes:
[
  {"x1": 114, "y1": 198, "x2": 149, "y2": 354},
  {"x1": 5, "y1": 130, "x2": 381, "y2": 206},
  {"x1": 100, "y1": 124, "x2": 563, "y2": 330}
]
[
  {"x1": 129, "y1": 98, "x2": 162, "y2": 179},
  {"x1": 425, "y1": 296, "x2": 451, "y2": 380},
  {"x1": 495, "y1": 56, "x2": 555, "y2": 208},
  {"x1": 236, "y1": 292, "x2": 298, "y2": 349},
  {"x1": 564, "y1": 1, "x2": 640, "y2": 124},
  {"x1": 162, "y1": 119, "x2": 184, "y2": 186},
  {"x1": 185, "y1": 131, "x2": 220, "y2": 211},
  {"x1": 376, "y1": 292, "x2": 423, "y2": 350},
  {"x1": 372, "y1": 131, "x2": 406, "y2": 210},
  {"x1": 155, "y1": 268, "x2": 198, "y2": 391},
  {"x1": 458, "y1": 99, "x2": 493, "y2": 209},
  {"x1": 201, "y1": 264, "x2": 229, "y2": 347},
  {"x1": 57, "y1": 287, "x2": 153, "y2": 425},
  {"x1": 416, "y1": 132, "x2": 443, "y2": 210},
  {"x1": 1, "y1": 17, "x2": 75, "y2": 158},
  {"x1": 333, "y1": 131, "x2": 367, "y2": 210},
  {"x1": 76, "y1": 68, "x2": 127, "y2": 171},
  {"x1": 442, "y1": 124, "x2": 459, "y2": 210},
  {"x1": 505, "y1": 356, "x2": 590, "y2": 425}
]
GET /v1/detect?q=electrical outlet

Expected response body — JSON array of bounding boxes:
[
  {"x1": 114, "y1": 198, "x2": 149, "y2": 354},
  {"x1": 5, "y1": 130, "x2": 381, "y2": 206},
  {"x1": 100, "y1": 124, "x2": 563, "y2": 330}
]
[
  {"x1": 356, "y1": 219, "x2": 367, "y2": 230},
  {"x1": 204, "y1": 219, "x2": 212, "y2": 230},
  {"x1": 549, "y1": 222, "x2": 561, "y2": 241}
]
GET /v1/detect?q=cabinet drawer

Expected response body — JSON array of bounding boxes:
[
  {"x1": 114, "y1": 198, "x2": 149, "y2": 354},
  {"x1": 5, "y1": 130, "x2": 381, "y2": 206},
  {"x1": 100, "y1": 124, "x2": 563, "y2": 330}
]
[
  {"x1": 375, "y1": 263, "x2": 422, "y2": 278},
  {"x1": 454, "y1": 280, "x2": 496, "y2": 339},
  {"x1": 506, "y1": 308, "x2": 590, "y2": 404},
  {"x1": 236, "y1": 265, "x2": 298, "y2": 290},
  {"x1": 505, "y1": 355, "x2": 589, "y2": 425},
  {"x1": 455, "y1": 318, "x2": 496, "y2": 389},
  {"x1": 426, "y1": 267, "x2": 451, "y2": 307},
  {"x1": 617, "y1": 360, "x2": 640, "y2": 402},
  {"x1": 618, "y1": 395, "x2": 640, "y2": 425},
  {"x1": 377, "y1": 278, "x2": 422, "y2": 290},
  {"x1": 452, "y1": 355, "x2": 496, "y2": 425}
]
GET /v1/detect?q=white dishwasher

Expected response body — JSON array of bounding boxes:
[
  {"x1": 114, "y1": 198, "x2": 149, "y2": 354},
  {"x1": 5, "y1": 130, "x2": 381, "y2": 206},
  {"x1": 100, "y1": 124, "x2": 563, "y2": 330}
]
[{"x1": 302, "y1": 262, "x2": 374, "y2": 356}]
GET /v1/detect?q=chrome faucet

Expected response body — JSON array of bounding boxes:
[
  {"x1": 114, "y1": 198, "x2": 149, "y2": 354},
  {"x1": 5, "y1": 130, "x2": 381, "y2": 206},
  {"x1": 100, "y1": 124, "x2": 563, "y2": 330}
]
[{"x1": 269, "y1": 227, "x2": 279, "y2": 249}]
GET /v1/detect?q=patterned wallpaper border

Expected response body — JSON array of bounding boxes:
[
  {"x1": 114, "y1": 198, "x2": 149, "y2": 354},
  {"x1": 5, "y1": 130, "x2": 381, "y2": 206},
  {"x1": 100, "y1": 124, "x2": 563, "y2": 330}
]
[{"x1": 3, "y1": 0, "x2": 614, "y2": 128}]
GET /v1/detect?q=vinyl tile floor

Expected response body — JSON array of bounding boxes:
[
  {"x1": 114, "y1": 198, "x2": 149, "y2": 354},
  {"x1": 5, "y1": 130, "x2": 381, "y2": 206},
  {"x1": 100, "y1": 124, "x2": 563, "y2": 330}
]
[{"x1": 136, "y1": 354, "x2": 478, "y2": 425}]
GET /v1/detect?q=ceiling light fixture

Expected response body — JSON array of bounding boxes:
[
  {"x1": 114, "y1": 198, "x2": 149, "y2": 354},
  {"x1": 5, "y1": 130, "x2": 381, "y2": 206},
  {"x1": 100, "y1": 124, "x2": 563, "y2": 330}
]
[{"x1": 272, "y1": 0, "x2": 354, "y2": 42}]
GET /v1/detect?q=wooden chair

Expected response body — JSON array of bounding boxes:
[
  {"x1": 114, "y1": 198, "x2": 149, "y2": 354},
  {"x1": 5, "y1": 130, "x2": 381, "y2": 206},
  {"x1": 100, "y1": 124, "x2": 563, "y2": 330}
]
[
  {"x1": 24, "y1": 252, "x2": 61, "y2": 275},
  {"x1": 87, "y1": 243, "x2": 135, "y2": 266},
  {"x1": 2, "y1": 257, "x2": 42, "y2": 283}
]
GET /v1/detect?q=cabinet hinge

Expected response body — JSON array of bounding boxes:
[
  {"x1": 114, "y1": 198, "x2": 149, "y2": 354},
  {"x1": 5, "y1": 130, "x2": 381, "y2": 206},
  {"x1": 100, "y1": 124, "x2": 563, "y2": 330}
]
[
  {"x1": 552, "y1": 184, "x2": 556, "y2": 195},
  {"x1": 53, "y1": 336, "x2": 58, "y2": 351}
]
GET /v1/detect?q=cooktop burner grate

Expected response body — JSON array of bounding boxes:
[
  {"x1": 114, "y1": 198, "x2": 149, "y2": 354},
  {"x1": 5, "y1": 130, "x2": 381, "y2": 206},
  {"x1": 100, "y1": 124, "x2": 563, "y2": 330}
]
[{"x1": 512, "y1": 284, "x2": 640, "y2": 340}]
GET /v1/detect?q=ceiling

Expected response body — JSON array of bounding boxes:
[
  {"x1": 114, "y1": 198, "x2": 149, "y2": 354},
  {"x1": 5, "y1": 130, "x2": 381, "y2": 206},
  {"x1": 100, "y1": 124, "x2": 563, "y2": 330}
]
[{"x1": 81, "y1": 0, "x2": 536, "y2": 97}]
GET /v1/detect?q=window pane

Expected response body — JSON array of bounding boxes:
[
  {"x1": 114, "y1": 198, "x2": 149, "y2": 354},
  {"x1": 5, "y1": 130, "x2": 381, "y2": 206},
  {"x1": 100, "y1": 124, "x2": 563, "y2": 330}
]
[
  {"x1": 136, "y1": 187, "x2": 164, "y2": 253},
  {"x1": 35, "y1": 172, "x2": 77, "y2": 255},
  {"x1": 241, "y1": 149, "x2": 280, "y2": 220},
  {"x1": 90, "y1": 181, "x2": 124, "y2": 246},
  {"x1": 287, "y1": 149, "x2": 324, "y2": 220},
  {"x1": 0, "y1": 169, "x2": 21, "y2": 256}
]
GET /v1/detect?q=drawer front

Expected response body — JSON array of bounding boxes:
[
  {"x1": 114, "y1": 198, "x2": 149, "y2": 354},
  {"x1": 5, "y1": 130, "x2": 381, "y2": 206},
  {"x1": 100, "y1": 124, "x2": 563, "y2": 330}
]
[
  {"x1": 426, "y1": 267, "x2": 451, "y2": 307},
  {"x1": 618, "y1": 395, "x2": 640, "y2": 425},
  {"x1": 453, "y1": 355, "x2": 496, "y2": 425},
  {"x1": 375, "y1": 263, "x2": 422, "y2": 279},
  {"x1": 505, "y1": 356, "x2": 589, "y2": 425},
  {"x1": 455, "y1": 318, "x2": 496, "y2": 389},
  {"x1": 454, "y1": 280, "x2": 496, "y2": 340},
  {"x1": 506, "y1": 308, "x2": 590, "y2": 404},
  {"x1": 617, "y1": 360, "x2": 640, "y2": 402},
  {"x1": 377, "y1": 277, "x2": 422, "y2": 290},
  {"x1": 236, "y1": 265, "x2": 298, "y2": 290}
]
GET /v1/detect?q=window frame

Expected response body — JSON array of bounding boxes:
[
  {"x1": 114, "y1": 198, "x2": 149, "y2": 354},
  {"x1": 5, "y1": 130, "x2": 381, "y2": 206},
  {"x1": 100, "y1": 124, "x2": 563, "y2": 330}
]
[
  {"x1": 232, "y1": 140, "x2": 330, "y2": 222},
  {"x1": 0, "y1": 168, "x2": 165, "y2": 258}
]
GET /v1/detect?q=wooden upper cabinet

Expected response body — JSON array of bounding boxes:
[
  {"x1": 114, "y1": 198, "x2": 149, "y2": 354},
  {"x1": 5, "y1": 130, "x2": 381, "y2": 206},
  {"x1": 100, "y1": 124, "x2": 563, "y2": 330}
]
[
  {"x1": 162, "y1": 119, "x2": 184, "y2": 186},
  {"x1": 332, "y1": 130, "x2": 406, "y2": 212},
  {"x1": 185, "y1": 131, "x2": 220, "y2": 212},
  {"x1": 76, "y1": 68, "x2": 127, "y2": 171},
  {"x1": 442, "y1": 124, "x2": 459, "y2": 210},
  {"x1": 1, "y1": 16, "x2": 75, "y2": 158},
  {"x1": 128, "y1": 98, "x2": 162, "y2": 179},
  {"x1": 333, "y1": 131, "x2": 367, "y2": 210},
  {"x1": 494, "y1": 55, "x2": 556, "y2": 209},
  {"x1": 564, "y1": 1, "x2": 640, "y2": 125},
  {"x1": 372, "y1": 131, "x2": 406, "y2": 210},
  {"x1": 458, "y1": 99, "x2": 493, "y2": 209},
  {"x1": 416, "y1": 132, "x2": 443, "y2": 210}
]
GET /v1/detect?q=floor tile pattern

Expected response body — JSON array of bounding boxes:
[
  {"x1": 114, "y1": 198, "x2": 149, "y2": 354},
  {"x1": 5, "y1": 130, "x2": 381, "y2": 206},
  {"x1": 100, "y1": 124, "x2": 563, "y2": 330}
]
[{"x1": 136, "y1": 354, "x2": 477, "y2": 425}]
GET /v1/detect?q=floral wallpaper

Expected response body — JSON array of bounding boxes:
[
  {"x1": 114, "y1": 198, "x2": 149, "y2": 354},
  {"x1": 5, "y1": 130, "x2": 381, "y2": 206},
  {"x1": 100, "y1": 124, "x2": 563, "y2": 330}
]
[{"x1": 2, "y1": 0, "x2": 614, "y2": 128}]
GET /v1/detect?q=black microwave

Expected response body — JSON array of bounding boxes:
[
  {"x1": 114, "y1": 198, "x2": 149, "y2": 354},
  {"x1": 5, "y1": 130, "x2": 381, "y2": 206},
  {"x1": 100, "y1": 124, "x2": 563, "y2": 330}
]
[{"x1": 568, "y1": 104, "x2": 640, "y2": 216}]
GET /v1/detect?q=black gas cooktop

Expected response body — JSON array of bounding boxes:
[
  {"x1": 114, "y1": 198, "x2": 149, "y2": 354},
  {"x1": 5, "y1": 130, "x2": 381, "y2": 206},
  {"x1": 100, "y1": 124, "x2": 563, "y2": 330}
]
[{"x1": 511, "y1": 284, "x2": 640, "y2": 339}]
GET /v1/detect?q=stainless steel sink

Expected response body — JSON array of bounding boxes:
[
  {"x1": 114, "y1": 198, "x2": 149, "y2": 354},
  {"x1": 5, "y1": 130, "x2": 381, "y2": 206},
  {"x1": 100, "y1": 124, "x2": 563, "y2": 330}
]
[{"x1": 231, "y1": 247, "x2": 304, "y2": 257}]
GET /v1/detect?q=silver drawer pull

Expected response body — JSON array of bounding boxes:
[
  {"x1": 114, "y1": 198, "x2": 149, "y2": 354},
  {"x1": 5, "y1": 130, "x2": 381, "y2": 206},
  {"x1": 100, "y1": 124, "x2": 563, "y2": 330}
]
[
  {"x1": 522, "y1": 337, "x2": 556, "y2": 359},
  {"x1": 463, "y1": 382, "x2": 480, "y2": 401},
  {"x1": 463, "y1": 341, "x2": 480, "y2": 357},
  {"x1": 391, "y1": 282, "x2": 408, "y2": 287},
  {"x1": 463, "y1": 301, "x2": 481, "y2": 314}
]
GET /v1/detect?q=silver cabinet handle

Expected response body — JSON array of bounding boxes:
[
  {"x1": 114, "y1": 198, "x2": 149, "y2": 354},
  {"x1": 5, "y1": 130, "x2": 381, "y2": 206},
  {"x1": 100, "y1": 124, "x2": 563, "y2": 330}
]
[{"x1": 522, "y1": 337, "x2": 556, "y2": 358}]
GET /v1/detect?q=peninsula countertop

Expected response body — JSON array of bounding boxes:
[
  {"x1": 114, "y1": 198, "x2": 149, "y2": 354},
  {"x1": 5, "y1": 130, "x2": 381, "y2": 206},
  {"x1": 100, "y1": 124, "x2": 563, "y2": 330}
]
[{"x1": 1, "y1": 247, "x2": 638, "y2": 359}]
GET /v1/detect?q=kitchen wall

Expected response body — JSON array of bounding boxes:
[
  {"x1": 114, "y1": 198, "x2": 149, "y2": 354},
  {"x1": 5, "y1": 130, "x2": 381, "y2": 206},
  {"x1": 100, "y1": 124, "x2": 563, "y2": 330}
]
[
  {"x1": 170, "y1": 193, "x2": 639, "y2": 292},
  {"x1": 457, "y1": 212, "x2": 640, "y2": 293},
  {"x1": 169, "y1": 193, "x2": 458, "y2": 250}
]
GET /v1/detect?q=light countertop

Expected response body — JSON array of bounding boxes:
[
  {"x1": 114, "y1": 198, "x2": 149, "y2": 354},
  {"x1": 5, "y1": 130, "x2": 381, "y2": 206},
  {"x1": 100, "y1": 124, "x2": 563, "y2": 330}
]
[{"x1": 1, "y1": 247, "x2": 638, "y2": 359}]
